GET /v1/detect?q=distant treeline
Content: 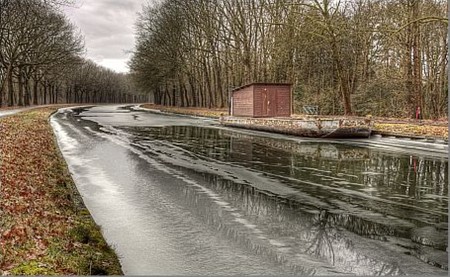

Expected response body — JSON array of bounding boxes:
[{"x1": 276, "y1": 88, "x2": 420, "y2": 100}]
[
  {"x1": 0, "y1": 0, "x2": 145, "y2": 107},
  {"x1": 130, "y1": 0, "x2": 448, "y2": 119}
]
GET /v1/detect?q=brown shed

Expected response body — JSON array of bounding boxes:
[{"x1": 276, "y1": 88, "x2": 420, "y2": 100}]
[{"x1": 231, "y1": 83, "x2": 292, "y2": 117}]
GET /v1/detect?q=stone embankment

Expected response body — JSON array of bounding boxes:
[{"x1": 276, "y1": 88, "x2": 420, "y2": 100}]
[{"x1": 220, "y1": 116, "x2": 372, "y2": 138}]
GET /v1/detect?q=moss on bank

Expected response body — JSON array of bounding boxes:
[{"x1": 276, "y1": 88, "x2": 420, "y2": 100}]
[{"x1": 0, "y1": 108, "x2": 123, "y2": 275}]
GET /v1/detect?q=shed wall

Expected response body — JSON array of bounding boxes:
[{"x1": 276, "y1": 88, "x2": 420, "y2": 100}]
[
  {"x1": 275, "y1": 85, "x2": 291, "y2": 117},
  {"x1": 232, "y1": 86, "x2": 254, "y2": 117},
  {"x1": 231, "y1": 83, "x2": 292, "y2": 117},
  {"x1": 253, "y1": 85, "x2": 291, "y2": 117}
]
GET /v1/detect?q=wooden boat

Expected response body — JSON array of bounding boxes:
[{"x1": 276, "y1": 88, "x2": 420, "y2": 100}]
[{"x1": 219, "y1": 116, "x2": 372, "y2": 138}]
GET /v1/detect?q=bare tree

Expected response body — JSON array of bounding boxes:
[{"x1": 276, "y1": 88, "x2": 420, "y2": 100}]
[
  {"x1": 0, "y1": 0, "x2": 144, "y2": 107},
  {"x1": 130, "y1": 0, "x2": 448, "y2": 118}
]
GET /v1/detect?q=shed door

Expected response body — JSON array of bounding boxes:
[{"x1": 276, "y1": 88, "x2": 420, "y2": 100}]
[
  {"x1": 267, "y1": 89, "x2": 277, "y2": 117},
  {"x1": 261, "y1": 91, "x2": 268, "y2": 116}
]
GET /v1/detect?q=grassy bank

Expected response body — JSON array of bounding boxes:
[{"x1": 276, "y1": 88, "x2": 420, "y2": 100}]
[
  {"x1": 372, "y1": 120, "x2": 448, "y2": 140},
  {"x1": 142, "y1": 103, "x2": 226, "y2": 118},
  {"x1": 140, "y1": 103, "x2": 448, "y2": 140},
  {"x1": 0, "y1": 108, "x2": 122, "y2": 275}
]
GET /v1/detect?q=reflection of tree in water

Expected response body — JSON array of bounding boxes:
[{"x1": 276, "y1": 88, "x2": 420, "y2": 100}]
[
  {"x1": 124, "y1": 136, "x2": 433, "y2": 275},
  {"x1": 132, "y1": 127, "x2": 448, "y2": 206},
  {"x1": 304, "y1": 210, "x2": 403, "y2": 275},
  {"x1": 129, "y1": 125, "x2": 447, "y2": 225},
  {"x1": 306, "y1": 210, "x2": 337, "y2": 265}
]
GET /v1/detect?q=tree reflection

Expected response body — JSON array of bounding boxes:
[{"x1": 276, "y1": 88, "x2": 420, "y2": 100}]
[
  {"x1": 125, "y1": 134, "x2": 444, "y2": 274},
  {"x1": 306, "y1": 210, "x2": 336, "y2": 265}
]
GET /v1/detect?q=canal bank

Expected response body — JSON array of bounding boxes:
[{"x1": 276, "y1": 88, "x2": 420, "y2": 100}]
[
  {"x1": 0, "y1": 107, "x2": 122, "y2": 275},
  {"x1": 138, "y1": 104, "x2": 448, "y2": 142}
]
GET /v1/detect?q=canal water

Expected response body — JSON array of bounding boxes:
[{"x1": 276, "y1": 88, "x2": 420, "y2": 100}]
[{"x1": 51, "y1": 106, "x2": 448, "y2": 275}]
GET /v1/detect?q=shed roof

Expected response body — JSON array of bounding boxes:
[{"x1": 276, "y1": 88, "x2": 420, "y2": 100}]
[{"x1": 231, "y1": 82, "x2": 292, "y2": 92}]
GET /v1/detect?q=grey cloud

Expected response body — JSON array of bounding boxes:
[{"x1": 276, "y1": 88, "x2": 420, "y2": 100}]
[
  {"x1": 64, "y1": 0, "x2": 144, "y2": 72},
  {"x1": 88, "y1": 34, "x2": 135, "y2": 59}
]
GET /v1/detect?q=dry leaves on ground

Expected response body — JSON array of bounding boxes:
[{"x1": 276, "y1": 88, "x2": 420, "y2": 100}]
[{"x1": 0, "y1": 108, "x2": 122, "y2": 275}]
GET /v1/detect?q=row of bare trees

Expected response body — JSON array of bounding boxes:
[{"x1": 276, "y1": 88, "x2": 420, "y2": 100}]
[
  {"x1": 130, "y1": 0, "x2": 447, "y2": 119},
  {"x1": 0, "y1": 0, "x2": 144, "y2": 108}
]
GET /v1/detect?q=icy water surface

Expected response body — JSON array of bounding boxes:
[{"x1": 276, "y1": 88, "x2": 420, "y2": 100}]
[{"x1": 51, "y1": 105, "x2": 448, "y2": 275}]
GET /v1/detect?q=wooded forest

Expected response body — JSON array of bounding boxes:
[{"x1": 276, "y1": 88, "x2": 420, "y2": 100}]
[
  {"x1": 0, "y1": 0, "x2": 144, "y2": 107},
  {"x1": 130, "y1": 0, "x2": 448, "y2": 119}
]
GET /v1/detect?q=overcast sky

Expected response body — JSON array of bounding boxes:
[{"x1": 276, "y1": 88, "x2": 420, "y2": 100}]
[{"x1": 63, "y1": 0, "x2": 146, "y2": 73}]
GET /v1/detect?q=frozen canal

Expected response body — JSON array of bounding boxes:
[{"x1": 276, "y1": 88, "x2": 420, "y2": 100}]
[{"x1": 51, "y1": 105, "x2": 448, "y2": 275}]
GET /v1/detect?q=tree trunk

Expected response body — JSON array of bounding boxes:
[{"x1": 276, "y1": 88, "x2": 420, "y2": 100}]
[
  {"x1": 8, "y1": 67, "x2": 14, "y2": 107},
  {"x1": 33, "y1": 79, "x2": 39, "y2": 105},
  {"x1": 43, "y1": 82, "x2": 48, "y2": 104},
  {"x1": 411, "y1": 0, "x2": 422, "y2": 118},
  {"x1": 24, "y1": 77, "x2": 30, "y2": 106},
  {"x1": 17, "y1": 68, "x2": 24, "y2": 106}
]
